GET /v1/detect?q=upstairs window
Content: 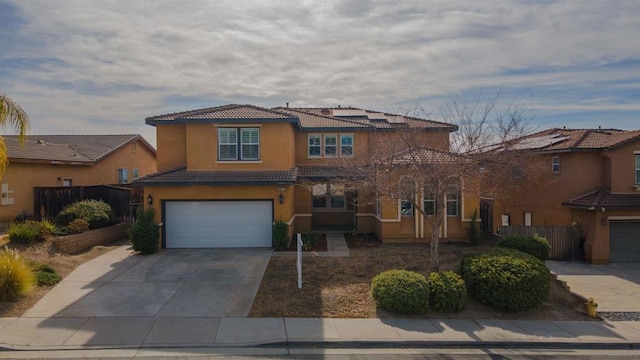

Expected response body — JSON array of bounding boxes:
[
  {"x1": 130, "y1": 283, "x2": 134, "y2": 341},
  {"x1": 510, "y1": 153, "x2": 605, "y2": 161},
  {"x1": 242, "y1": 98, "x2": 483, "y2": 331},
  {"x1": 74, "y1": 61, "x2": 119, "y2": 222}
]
[
  {"x1": 324, "y1": 134, "x2": 337, "y2": 156},
  {"x1": 552, "y1": 156, "x2": 560, "y2": 174},
  {"x1": 307, "y1": 133, "x2": 354, "y2": 158},
  {"x1": 308, "y1": 135, "x2": 321, "y2": 157},
  {"x1": 218, "y1": 128, "x2": 260, "y2": 161},
  {"x1": 117, "y1": 168, "x2": 129, "y2": 184},
  {"x1": 636, "y1": 154, "x2": 640, "y2": 184},
  {"x1": 340, "y1": 134, "x2": 354, "y2": 157},
  {"x1": 132, "y1": 168, "x2": 140, "y2": 180}
]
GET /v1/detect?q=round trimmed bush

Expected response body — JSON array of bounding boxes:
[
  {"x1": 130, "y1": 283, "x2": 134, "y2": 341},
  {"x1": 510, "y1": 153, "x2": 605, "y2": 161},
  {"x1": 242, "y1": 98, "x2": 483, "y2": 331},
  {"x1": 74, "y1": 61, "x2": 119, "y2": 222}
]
[
  {"x1": 461, "y1": 248, "x2": 550, "y2": 311},
  {"x1": 371, "y1": 269, "x2": 429, "y2": 314},
  {"x1": 497, "y1": 234, "x2": 551, "y2": 261},
  {"x1": 67, "y1": 218, "x2": 90, "y2": 234},
  {"x1": 427, "y1": 271, "x2": 467, "y2": 313},
  {"x1": 56, "y1": 200, "x2": 113, "y2": 229}
]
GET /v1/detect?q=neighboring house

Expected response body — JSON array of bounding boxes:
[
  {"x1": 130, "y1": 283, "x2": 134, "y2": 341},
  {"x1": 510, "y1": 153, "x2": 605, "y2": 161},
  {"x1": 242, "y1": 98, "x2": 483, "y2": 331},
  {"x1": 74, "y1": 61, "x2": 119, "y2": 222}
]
[
  {"x1": 1, "y1": 134, "x2": 157, "y2": 222},
  {"x1": 491, "y1": 128, "x2": 640, "y2": 264},
  {"x1": 133, "y1": 104, "x2": 479, "y2": 249}
]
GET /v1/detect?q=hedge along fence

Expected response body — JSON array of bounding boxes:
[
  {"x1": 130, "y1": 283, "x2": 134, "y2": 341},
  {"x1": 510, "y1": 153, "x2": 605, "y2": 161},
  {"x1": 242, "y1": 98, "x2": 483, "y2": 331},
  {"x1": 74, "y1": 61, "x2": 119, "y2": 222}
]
[
  {"x1": 52, "y1": 222, "x2": 129, "y2": 254},
  {"x1": 497, "y1": 225, "x2": 580, "y2": 261}
]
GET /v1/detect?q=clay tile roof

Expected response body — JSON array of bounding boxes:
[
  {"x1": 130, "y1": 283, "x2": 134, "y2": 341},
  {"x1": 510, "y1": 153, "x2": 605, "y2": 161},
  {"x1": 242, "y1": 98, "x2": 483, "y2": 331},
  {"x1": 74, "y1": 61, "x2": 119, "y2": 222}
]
[
  {"x1": 274, "y1": 108, "x2": 370, "y2": 130},
  {"x1": 507, "y1": 128, "x2": 640, "y2": 152},
  {"x1": 146, "y1": 104, "x2": 297, "y2": 125},
  {"x1": 132, "y1": 167, "x2": 298, "y2": 186},
  {"x1": 562, "y1": 189, "x2": 640, "y2": 210},
  {"x1": 393, "y1": 147, "x2": 464, "y2": 165},
  {"x1": 297, "y1": 165, "x2": 362, "y2": 180},
  {"x1": 4, "y1": 134, "x2": 152, "y2": 163}
]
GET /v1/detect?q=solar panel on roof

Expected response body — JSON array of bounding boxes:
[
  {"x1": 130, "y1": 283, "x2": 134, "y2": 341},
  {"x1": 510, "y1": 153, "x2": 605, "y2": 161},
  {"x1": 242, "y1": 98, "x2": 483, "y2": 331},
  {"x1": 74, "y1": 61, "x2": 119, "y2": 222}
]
[
  {"x1": 366, "y1": 112, "x2": 387, "y2": 120},
  {"x1": 386, "y1": 115, "x2": 406, "y2": 124},
  {"x1": 333, "y1": 109, "x2": 368, "y2": 117},
  {"x1": 512, "y1": 135, "x2": 569, "y2": 150}
]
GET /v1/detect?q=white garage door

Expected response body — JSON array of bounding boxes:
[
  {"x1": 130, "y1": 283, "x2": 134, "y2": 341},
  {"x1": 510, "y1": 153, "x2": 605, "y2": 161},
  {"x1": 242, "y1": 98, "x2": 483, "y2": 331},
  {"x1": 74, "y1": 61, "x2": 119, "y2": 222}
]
[{"x1": 165, "y1": 201, "x2": 273, "y2": 248}]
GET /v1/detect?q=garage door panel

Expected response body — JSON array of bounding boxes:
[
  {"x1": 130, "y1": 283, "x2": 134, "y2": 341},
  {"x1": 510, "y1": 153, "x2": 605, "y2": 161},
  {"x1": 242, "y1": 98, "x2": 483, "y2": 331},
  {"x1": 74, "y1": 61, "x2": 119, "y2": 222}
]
[
  {"x1": 165, "y1": 201, "x2": 272, "y2": 248},
  {"x1": 610, "y1": 221, "x2": 640, "y2": 263}
]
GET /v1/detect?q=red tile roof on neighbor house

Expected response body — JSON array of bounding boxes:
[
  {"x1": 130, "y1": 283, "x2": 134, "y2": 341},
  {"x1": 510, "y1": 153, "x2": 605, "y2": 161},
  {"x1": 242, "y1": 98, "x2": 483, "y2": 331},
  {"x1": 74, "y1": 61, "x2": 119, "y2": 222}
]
[
  {"x1": 4, "y1": 134, "x2": 155, "y2": 164},
  {"x1": 508, "y1": 128, "x2": 640, "y2": 152},
  {"x1": 562, "y1": 189, "x2": 640, "y2": 210},
  {"x1": 132, "y1": 167, "x2": 299, "y2": 186}
]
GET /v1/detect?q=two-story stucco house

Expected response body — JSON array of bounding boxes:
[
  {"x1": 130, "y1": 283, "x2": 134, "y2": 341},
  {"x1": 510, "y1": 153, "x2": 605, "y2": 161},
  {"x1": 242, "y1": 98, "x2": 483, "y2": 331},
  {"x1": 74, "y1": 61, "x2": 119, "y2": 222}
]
[
  {"x1": 133, "y1": 104, "x2": 479, "y2": 249},
  {"x1": 492, "y1": 128, "x2": 640, "y2": 264},
  {"x1": 1, "y1": 134, "x2": 157, "y2": 222}
]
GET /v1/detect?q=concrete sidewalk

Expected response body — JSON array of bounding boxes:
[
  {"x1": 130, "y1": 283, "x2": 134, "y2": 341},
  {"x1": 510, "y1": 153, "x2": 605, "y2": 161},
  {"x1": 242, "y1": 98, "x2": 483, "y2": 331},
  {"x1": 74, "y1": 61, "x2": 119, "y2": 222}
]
[{"x1": 0, "y1": 316, "x2": 639, "y2": 350}]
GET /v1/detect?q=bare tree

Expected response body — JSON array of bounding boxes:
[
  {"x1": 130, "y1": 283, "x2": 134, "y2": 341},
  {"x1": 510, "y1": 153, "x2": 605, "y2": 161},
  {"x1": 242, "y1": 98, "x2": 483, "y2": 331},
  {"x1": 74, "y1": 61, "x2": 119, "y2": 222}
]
[{"x1": 331, "y1": 93, "x2": 537, "y2": 272}]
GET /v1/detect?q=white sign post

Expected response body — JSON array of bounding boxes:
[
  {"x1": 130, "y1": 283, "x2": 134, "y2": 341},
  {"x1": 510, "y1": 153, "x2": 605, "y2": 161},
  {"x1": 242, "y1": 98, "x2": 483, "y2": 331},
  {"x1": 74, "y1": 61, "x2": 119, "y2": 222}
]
[{"x1": 296, "y1": 233, "x2": 302, "y2": 289}]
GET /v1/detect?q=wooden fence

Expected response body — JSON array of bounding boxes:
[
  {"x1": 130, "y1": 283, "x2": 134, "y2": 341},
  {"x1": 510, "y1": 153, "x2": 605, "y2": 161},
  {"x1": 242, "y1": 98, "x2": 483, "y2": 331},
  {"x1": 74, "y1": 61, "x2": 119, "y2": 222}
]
[
  {"x1": 34, "y1": 185, "x2": 132, "y2": 222},
  {"x1": 497, "y1": 225, "x2": 581, "y2": 261}
]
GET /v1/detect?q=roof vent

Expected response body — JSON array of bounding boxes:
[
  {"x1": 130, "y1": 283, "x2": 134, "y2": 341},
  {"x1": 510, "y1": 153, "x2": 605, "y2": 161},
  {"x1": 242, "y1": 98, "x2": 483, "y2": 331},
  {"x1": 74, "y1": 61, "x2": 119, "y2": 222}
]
[{"x1": 321, "y1": 108, "x2": 330, "y2": 115}]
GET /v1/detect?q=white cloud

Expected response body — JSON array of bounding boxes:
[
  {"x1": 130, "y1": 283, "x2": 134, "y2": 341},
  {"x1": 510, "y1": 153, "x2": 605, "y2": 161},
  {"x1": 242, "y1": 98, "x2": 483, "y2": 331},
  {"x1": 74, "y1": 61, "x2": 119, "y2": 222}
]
[{"x1": 1, "y1": 0, "x2": 640, "y2": 146}]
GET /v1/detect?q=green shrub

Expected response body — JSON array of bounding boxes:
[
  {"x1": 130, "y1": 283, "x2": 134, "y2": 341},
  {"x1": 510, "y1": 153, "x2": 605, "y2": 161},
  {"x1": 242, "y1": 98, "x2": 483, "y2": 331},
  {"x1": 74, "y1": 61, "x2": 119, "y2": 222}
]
[
  {"x1": 461, "y1": 248, "x2": 550, "y2": 311},
  {"x1": 129, "y1": 207, "x2": 159, "y2": 255},
  {"x1": 467, "y1": 209, "x2": 480, "y2": 245},
  {"x1": 38, "y1": 218, "x2": 57, "y2": 235},
  {"x1": 497, "y1": 234, "x2": 551, "y2": 261},
  {"x1": 8, "y1": 221, "x2": 43, "y2": 243},
  {"x1": 32, "y1": 263, "x2": 62, "y2": 286},
  {"x1": 427, "y1": 271, "x2": 467, "y2": 313},
  {"x1": 67, "y1": 218, "x2": 90, "y2": 234},
  {"x1": 371, "y1": 269, "x2": 429, "y2": 314},
  {"x1": 272, "y1": 220, "x2": 290, "y2": 250},
  {"x1": 0, "y1": 249, "x2": 35, "y2": 301},
  {"x1": 56, "y1": 200, "x2": 113, "y2": 229}
]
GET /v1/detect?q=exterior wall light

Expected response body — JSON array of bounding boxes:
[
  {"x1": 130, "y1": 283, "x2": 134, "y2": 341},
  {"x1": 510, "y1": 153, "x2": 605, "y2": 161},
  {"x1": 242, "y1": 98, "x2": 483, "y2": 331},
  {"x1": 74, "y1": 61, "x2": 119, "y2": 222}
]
[
  {"x1": 279, "y1": 193, "x2": 284, "y2": 204},
  {"x1": 147, "y1": 194, "x2": 153, "y2": 205}
]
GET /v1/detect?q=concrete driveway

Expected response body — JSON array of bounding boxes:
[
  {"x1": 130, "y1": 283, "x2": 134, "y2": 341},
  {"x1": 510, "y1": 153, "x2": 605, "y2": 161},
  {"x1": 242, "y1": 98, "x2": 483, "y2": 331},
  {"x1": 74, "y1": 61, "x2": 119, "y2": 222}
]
[
  {"x1": 547, "y1": 261, "x2": 640, "y2": 312},
  {"x1": 23, "y1": 246, "x2": 272, "y2": 318}
]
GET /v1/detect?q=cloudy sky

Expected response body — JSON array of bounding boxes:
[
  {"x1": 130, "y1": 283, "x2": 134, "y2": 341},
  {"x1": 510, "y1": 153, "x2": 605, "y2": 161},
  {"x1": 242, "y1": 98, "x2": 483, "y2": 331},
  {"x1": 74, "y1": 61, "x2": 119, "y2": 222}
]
[{"x1": 1, "y1": 0, "x2": 639, "y2": 147}]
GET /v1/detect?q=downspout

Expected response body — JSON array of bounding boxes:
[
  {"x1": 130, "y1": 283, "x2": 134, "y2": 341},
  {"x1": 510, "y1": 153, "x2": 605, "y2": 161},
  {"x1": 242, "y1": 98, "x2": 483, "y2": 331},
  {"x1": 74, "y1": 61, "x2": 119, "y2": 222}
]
[
  {"x1": 414, "y1": 190, "x2": 420, "y2": 239},
  {"x1": 443, "y1": 193, "x2": 448, "y2": 239}
]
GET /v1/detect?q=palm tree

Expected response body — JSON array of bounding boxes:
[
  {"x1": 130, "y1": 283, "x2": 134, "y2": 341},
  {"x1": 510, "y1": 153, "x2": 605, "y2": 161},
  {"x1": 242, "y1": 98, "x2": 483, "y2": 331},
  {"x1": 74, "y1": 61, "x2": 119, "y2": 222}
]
[{"x1": 0, "y1": 94, "x2": 31, "y2": 174}]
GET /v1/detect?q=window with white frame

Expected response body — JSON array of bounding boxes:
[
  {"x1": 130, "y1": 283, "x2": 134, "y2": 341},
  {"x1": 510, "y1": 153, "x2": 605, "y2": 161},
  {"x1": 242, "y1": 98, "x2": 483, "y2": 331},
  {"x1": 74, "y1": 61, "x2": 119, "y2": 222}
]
[
  {"x1": 376, "y1": 197, "x2": 382, "y2": 216},
  {"x1": 446, "y1": 190, "x2": 459, "y2": 216},
  {"x1": 340, "y1": 134, "x2": 353, "y2": 156},
  {"x1": 423, "y1": 190, "x2": 436, "y2": 216},
  {"x1": 552, "y1": 155, "x2": 560, "y2": 174},
  {"x1": 132, "y1": 168, "x2": 140, "y2": 180},
  {"x1": 636, "y1": 154, "x2": 640, "y2": 184},
  {"x1": 308, "y1": 135, "x2": 321, "y2": 157},
  {"x1": 117, "y1": 168, "x2": 129, "y2": 184},
  {"x1": 218, "y1": 127, "x2": 260, "y2": 161},
  {"x1": 324, "y1": 134, "x2": 337, "y2": 156},
  {"x1": 312, "y1": 183, "x2": 346, "y2": 209},
  {"x1": 400, "y1": 177, "x2": 415, "y2": 216}
]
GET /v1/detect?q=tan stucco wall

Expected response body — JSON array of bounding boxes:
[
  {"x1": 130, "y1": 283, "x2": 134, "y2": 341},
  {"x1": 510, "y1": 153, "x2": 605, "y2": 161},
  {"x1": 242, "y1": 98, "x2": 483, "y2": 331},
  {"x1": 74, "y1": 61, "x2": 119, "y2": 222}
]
[
  {"x1": 607, "y1": 141, "x2": 640, "y2": 192},
  {"x1": 181, "y1": 123, "x2": 296, "y2": 171},
  {"x1": 0, "y1": 140, "x2": 157, "y2": 221},
  {"x1": 492, "y1": 152, "x2": 605, "y2": 227},
  {"x1": 156, "y1": 124, "x2": 186, "y2": 171}
]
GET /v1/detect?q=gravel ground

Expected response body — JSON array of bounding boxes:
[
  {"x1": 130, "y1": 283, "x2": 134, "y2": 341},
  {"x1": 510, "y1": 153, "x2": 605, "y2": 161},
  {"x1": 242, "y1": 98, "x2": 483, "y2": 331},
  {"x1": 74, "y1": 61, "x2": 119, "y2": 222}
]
[{"x1": 599, "y1": 312, "x2": 640, "y2": 321}]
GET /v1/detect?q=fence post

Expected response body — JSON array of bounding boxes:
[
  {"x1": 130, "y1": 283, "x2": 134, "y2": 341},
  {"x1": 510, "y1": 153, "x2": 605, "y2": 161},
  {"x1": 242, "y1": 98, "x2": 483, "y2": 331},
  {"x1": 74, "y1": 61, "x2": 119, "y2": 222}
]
[{"x1": 297, "y1": 233, "x2": 302, "y2": 289}]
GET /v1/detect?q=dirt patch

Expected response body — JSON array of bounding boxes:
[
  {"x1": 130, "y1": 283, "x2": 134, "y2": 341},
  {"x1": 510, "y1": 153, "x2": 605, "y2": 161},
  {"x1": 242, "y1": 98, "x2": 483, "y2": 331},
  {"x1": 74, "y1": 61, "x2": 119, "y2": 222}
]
[
  {"x1": 344, "y1": 232, "x2": 383, "y2": 248},
  {"x1": 249, "y1": 241, "x2": 593, "y2": 320},
  {"x1": 0, "y1": 235, "x2": 125, "y2": 317}
]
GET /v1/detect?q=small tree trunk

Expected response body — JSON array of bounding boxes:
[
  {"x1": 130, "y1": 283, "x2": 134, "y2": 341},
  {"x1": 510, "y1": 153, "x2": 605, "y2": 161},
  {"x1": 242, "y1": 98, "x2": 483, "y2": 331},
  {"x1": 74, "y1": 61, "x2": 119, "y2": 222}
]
[{"x1": 429, "y1": 214, "x2": 443, "y2": 272}]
